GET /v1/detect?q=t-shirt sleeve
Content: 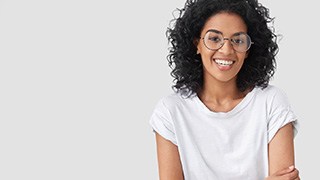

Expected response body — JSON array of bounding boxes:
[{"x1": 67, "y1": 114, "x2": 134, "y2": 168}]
[
  {"x1": 267, "y1": 88, "x2": 299, "y2": 143},
  {"x1": 149, "y1": 98, "x2": 177, "y2": 145}
]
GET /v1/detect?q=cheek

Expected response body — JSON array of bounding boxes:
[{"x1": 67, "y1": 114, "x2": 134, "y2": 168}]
[
  {"x1": 200, "y1": 52, "x2": 214, "y2": 65},
  {"x1": 238, "y1": 53, "x2": 247, "y2": 62}
]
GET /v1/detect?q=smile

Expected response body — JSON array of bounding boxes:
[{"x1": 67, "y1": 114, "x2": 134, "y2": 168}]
[{"x1": 214, "y1": 59, "x2": 235, "y2": 66}]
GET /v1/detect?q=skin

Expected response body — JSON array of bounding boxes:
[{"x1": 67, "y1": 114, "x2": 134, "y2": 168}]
[
  {"x1": 196, "y1": 12, "x2": 250, "y2": 112},
  {"x1": 155, "y1": 12, "x2": 299, "y2": 180},
  {"x1": 156, "y1": 133, "x2": 184, "y2": 180},
  {"x1": 266, "y1": 123, "x2": 300, "y2": 180}
]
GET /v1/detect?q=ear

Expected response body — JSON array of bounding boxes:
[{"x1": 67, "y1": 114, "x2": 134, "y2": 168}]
[
  {"x1": 193, "y1": 38, "x2": 200, "y2": 54},
  {"x1": 245, "y1": 51, "x2": 249, "y2": 58},
  {"x1": 193, "y1": 38, "x2": 199, "y2": 46}
]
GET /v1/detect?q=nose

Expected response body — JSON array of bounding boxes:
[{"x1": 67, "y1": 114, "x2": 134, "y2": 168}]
[{"x1": 218, "y1": 38, "x2": 234, "y2": 55}]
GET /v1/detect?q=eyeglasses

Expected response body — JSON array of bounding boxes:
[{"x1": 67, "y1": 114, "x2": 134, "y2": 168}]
[{"x1": 201, "y1": 30, "x2": 254, "y2": 53}]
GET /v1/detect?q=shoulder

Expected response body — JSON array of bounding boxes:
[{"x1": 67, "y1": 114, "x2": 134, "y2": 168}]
[
  {"x1": 152, "y1": 92, "x2": 198, "y2": 117},
  {"x1": 156, "y1": 92, "x2": 189, "y2": 111},
  {"x1": 255, "y1": 85, "x2": 293, "y2": 116},
  {"x1": 256, "y1": 85, "x2": 281, "y2": 95},
  {"x1": 255, "y1": 85, "x2": 289, "y2": 102}
]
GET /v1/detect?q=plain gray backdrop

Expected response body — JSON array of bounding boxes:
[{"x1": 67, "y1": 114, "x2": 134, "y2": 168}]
[{"x1": 0, "y1": 0, "x2": 317, "y2": 179}]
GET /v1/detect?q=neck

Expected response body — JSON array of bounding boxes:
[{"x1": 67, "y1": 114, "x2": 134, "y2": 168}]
[
  {"x1": 200, "y1": 84, "x2": 241, "y2": 101},
  {"x1": 198, "y1": 75, "x2": 245, "y2": 105}
]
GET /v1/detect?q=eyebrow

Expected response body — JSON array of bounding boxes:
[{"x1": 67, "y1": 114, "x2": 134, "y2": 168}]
[
  {"x1": 206, "y1": 29, "x2": 222, "y2": 34},
  {"x1": 206, "y1": 29, "x2": 246, "y2": 36}
]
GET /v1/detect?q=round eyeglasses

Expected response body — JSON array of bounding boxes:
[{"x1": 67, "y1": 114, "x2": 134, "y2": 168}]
[{"x1": 202, "y1": 30, "x2": 254, "y2": 53}]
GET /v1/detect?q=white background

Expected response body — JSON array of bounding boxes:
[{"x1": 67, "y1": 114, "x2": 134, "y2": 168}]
[{"x1": 0, "y1": 0, "x2": 317, "y2": 179}]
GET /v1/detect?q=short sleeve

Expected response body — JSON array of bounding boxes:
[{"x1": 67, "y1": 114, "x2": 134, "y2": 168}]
[
  {"x1": 149, "y1": 98, "x2": 177, "y2": 145},
  {"x1": 267, "y1": 88, "x2": 299, "y2": 143}
]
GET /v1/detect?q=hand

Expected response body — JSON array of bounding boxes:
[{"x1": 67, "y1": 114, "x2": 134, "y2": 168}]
[{"x1": 265, "y1": 166, "x2": 300, "y2": 180}]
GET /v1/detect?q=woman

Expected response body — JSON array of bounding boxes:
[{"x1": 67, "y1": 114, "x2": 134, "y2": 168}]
[{"x1": 150, "y1": 0, "x2": 300, "y2": 179}]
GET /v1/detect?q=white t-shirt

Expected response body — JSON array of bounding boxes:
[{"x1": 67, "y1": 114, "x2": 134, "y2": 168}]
[{"x1": 150, "y1": 85, "x2": 298, "y2": 180}]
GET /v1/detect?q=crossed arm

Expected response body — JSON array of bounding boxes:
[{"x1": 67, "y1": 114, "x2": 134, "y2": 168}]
[
  {"x1": 155, "y1": 133, "x2": 184, "y2": 180},
  {"x1": 266, "y1": 122, "x2": 300, "y2": 179},
  {"x1": 155, "y1": 122, "x2": 299, "y2": 180}
]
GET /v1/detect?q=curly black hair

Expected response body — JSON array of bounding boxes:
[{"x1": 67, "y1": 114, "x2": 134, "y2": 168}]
[{"x1": 166, "y1": 0, "x2": 278, "y2": 96}]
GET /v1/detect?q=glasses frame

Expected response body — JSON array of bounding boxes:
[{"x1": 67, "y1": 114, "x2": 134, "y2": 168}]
[{"x1": 201, "y1": 30, "x2": 254, "y2": 53}]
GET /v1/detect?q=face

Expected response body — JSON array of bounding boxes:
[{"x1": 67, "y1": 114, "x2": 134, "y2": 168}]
[{"x1": 196, "y1": 12, "x2": 249, "y2": 85}]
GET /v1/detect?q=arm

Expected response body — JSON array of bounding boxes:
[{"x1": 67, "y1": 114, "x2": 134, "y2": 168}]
[
  {"x1": 266, "y1": 122, "x2": 300, "y2": 179},
  {"x1": 268, "y1": 122, "x2": 295, "y2": 174},
  {"x1": 155, "y1": 132, "x2": 184, "y2": 180}
]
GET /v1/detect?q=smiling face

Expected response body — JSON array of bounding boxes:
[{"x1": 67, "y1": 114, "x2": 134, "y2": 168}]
[{"x1": 196, "y1": 12, "x2": 249, "y2": 86}]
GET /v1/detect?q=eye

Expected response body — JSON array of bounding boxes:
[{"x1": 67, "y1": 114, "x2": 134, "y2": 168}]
[
  {"x1": 208, "y1": 36, "x2": 222, "y2": 43},
  {"x1": 232, "y1": 38, "x2": 245, "y2": 45}
]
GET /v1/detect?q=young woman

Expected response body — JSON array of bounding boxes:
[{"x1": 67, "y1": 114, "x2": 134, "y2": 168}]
[{"x1": 150, "y1": 0, "x2": 300, "y2": 179}]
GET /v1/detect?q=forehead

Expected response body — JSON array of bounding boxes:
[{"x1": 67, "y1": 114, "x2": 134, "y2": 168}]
[{"x1": 201, "y1": 12, "x2": 247, "y2": 36}]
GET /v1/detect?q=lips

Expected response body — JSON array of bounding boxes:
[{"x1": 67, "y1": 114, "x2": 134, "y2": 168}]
[{"x1": 213, "y1": 59, "x2": 235, "y2": 71}]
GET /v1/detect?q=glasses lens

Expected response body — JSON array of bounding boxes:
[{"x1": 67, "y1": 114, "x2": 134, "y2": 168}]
[
  {"x1": 203, "y1": 31, "x2": 224, "y2": 50},
  {"x1": 230, "y1": 33, "x2": 252, "y2": 52}
]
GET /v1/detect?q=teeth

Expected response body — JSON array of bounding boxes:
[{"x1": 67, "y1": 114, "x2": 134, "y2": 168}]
[{"x1": 214, "y1": 59, "x2": 234, "y2": 66}]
